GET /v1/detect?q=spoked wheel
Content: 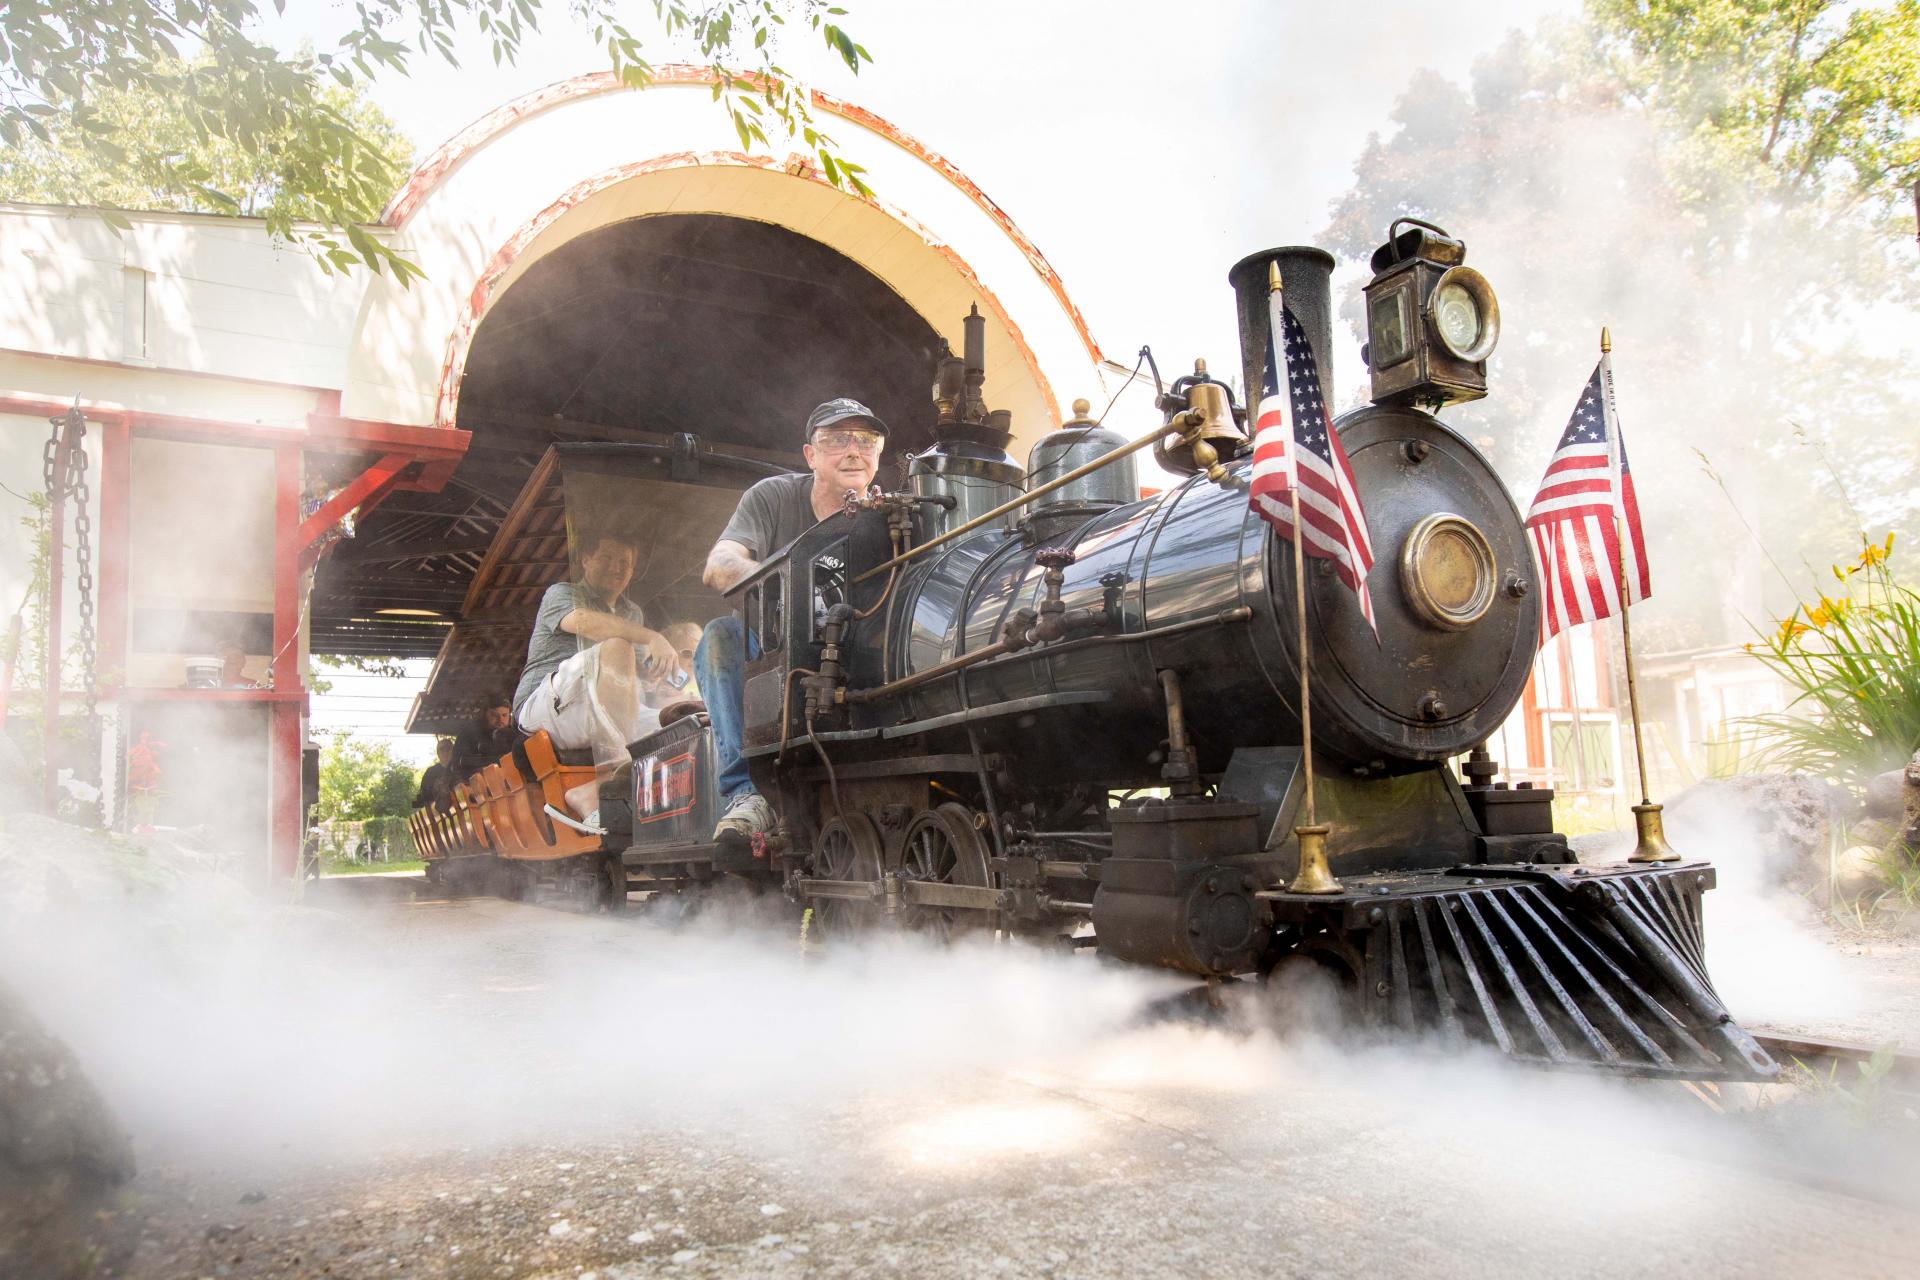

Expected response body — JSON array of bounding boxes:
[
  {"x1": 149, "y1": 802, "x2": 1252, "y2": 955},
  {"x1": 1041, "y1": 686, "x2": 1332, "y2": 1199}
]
[
  {"x1": 899, "y1": 803, "x2": 995, "y2": 941},
  {"x1": 810, "y1": 812, "x2": 885, "y2": 937}
]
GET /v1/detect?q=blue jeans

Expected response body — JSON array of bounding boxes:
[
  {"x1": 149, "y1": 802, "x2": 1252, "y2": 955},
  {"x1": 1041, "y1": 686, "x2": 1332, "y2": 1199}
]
[{"x1": 695, "y1": 614, "x2": 760, "y2": 802}]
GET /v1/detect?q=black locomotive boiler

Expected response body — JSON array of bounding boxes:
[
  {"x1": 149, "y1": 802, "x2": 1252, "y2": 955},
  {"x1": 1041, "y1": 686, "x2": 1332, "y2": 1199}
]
[{"x1": 422, "y1": 233, "x2": 1778, "y2": 1083}]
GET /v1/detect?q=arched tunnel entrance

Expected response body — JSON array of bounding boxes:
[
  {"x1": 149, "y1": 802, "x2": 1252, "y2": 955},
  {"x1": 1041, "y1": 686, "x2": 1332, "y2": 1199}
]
[
  {"x1": 455, "y1": 213, "x2": 946, "y2": 462},
  {"x1": 368, "y1": 212, "x2": 949, "y2": 731}
]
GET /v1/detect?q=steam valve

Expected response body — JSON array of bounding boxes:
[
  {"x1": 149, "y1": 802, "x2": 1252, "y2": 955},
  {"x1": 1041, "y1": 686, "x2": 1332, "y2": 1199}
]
[{"x1": 1034, "y1": 547, "x2": 1075, "y2": 643}]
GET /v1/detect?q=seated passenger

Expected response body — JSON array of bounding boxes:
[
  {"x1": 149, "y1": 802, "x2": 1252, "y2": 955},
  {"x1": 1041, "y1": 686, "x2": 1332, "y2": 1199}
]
[
  {"x1": 697, "y1": 398, "x2": 888, "y2": 848},
  {"x1": 451, "y1": 700, "x2": 516, "y2": 781},
  {"x1": 413, "y1": 737, "x2": 457, "y2": 811},
  {"x1": 513, "y1": 531, "x2": 680, "y2": 827}
]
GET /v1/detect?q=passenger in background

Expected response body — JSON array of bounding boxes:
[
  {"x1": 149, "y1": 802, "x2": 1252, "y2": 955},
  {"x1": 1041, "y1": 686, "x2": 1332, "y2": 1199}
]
[
  {"x1": 698, "y1": 398, "x2": 887, "y2": 856},
  {"x1": 451, "y1": 700, "x2": 517, "y2": 781},
  {"x1": 413, "y1": 738, "x2": 457, "y2": 811},
  {"x1": 217, "y1": 640, "x2": 257, "y2": 689},
  {"x1": 512, "y1": 531, "x2": 681, "y2": 829}
]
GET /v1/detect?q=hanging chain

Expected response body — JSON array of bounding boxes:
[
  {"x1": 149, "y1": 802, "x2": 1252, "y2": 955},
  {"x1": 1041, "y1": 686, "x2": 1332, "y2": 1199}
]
[{"x1": 44, "y1": 405, "x2": 101, "y2": 819}]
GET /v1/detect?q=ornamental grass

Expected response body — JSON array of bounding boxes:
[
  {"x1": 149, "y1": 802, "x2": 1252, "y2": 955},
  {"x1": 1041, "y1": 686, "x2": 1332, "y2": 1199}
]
[{"x1": 1743, "y1": 534, "x2": 1920, "y2": 793}]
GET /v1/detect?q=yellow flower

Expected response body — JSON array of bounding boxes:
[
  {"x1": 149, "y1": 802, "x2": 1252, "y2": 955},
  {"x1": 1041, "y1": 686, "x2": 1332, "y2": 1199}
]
[
  {"x1": 1776, "y1": 616, "x2": 1811, "y2": 645},
  {"x1": 1858, "y1": 541, "x2": 1890, "y2": 570}
]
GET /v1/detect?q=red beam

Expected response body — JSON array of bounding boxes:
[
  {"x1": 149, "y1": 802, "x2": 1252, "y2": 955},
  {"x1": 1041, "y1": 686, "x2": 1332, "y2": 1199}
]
[
  {"x1": 296, "y1": 452, "x2": 410, "y2": 558},
  {"x1": 97, "y1": 418, "x2": 131, "y2": 699},
  {"x1": 2, "y1": 394, "x2": 469, "y2": 462},
  {"x1": 306, "y1": 413, "x2": 470, "y2": 461},
  {"x1": 271, "y1": 444, "x2": 303, "y2": 880}
]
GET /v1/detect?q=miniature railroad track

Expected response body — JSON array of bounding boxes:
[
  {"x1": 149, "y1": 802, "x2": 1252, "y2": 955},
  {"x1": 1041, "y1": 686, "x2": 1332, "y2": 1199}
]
[{"x1": 1749, "y1": 1028, "x2": 1920, "y2": 1092}]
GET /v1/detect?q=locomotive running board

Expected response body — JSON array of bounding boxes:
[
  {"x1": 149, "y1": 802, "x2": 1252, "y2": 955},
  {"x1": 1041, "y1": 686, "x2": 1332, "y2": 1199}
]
[{"x1": 1261, "y1": 862, "x2": 1780, "y2": 1083}]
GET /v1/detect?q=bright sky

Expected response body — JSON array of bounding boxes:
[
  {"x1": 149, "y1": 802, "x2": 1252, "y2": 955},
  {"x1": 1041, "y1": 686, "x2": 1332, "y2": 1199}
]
[{"x1": 281, "y1": 0, "x2": 1578, "y2": 763}]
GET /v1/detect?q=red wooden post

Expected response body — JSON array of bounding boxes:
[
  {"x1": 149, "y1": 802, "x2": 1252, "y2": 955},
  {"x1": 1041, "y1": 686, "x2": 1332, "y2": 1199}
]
[
  {"x1": 270, "y1": 443, "x2": 304, "y2": 879},
  {"x1": 96, "y1": 416, "x2": 131, "y2": 700},
  {"x1": 95, "y1": 415, "x2": 132, "y2": 829}
]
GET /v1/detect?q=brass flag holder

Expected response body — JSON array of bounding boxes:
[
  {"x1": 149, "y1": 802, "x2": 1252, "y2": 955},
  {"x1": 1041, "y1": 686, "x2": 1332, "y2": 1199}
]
[
  {"x1": 1269, "y1": 262, "x2": 1340, "y2": 894},
  {"x1": 1600, "y1": 327, "x2": 1678, "y2": 864}
]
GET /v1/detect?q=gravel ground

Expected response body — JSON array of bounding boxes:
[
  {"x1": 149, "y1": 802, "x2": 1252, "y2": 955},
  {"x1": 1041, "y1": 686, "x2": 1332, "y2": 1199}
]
[
  {"x1": 7, "y1": 805, "x2": 1920, "y2": 1280},
  {"x1": 40, "y1": 875, "x2": 1920, "y2": 1280}
]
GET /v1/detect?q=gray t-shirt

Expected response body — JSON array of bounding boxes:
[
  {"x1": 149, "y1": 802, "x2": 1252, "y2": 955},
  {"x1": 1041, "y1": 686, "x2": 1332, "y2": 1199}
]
[
  {"x1": 513, "y1": 581, "x2": 645, "y2": 715},
  {"x1": 718, "y1": 473, "x2": 823, "y2": 561}
]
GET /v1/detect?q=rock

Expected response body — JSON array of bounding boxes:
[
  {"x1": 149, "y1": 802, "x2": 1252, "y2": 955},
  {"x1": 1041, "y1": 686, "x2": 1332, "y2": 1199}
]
[
  {"x1": 0, "y1": 977, "x2": 135, "y2": 1279},
  {"x1": 1834, "y1": 845, "x2": 1888, "y2": 900},
  {"x1": 1864, "y1": 767, "x2": 1908, "y2": 821},
  {"x1": 1852, "y1": 819, "x2": 1897, "y2": 850}
]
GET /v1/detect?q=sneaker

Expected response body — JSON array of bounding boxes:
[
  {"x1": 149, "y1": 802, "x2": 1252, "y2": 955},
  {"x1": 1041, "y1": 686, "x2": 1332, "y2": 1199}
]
[{"x1": 713, "y1": 790, "x2": 776, "y2": 842}]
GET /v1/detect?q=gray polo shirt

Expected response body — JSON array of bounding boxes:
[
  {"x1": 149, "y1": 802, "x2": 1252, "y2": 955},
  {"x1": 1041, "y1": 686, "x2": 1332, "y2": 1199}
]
[
  {"x1": 513, "y1": 581, "x2": 645, "y2": 715},
  {"x1": 719, "y1": 473, "x2": 823, "y2": 561}
]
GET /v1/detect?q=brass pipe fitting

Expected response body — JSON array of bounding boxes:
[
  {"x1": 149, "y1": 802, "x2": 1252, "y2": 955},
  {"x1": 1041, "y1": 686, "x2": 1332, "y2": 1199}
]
[
  {"x1": 1288, "y1": 823, "x2": 1342, "y2": 894},
  {"x1": 1627, "y1": 802, "x2": 1679, "y2": 863}
]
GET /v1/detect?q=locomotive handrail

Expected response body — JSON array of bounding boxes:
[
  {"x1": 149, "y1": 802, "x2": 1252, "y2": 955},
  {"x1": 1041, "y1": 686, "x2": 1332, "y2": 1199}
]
[{"x1": 851, "y1": 423, "x2": 1181, "y2": 585}]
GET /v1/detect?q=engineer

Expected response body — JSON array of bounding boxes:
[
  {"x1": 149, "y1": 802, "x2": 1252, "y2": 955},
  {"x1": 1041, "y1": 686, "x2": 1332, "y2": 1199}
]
[{"x1": 696, "y1": 397, "x2": 887, "y2": 849}]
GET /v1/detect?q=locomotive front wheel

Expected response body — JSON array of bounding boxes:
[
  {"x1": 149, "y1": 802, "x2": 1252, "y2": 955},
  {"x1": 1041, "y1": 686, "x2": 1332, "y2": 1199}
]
[
  {"x1": 812, "y1": 813, "x2": 885, "y2": 937},
  {"x1": 900, "y1": 804, "x2": 994, "y2": 941}
]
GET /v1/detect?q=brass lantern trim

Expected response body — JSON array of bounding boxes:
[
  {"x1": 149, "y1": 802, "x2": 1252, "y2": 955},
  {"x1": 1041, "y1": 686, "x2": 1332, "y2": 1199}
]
[
  {"x1": 1426, "y1": 266, "x2": 1501, "y2": 364},
  {"x1": 1399, "y1": 512, "x2": 1497, "y2": 631}
]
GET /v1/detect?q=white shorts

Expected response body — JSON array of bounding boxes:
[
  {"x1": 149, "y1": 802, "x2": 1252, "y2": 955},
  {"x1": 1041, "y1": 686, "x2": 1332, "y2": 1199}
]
[{"x1": 516, "y1": 641, "x2": 661, "y2": 761}]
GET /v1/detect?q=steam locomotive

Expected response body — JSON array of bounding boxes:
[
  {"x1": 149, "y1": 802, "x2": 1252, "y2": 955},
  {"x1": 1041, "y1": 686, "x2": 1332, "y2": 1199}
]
[{"x1": 410, "y1": 230, "x2": 1778, "y2": 1083}]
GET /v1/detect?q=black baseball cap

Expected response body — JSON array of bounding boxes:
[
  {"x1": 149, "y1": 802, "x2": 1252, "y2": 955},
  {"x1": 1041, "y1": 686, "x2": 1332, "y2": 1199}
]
[{"x1": 806, "y1": 398, "x2": 889, "y2": 443}]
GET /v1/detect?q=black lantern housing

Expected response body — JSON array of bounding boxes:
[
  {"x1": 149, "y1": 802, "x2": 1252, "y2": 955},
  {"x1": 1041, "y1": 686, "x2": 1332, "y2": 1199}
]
[{"x1": 1363, "y1": 218, "x2": 1500, "y2": 409}]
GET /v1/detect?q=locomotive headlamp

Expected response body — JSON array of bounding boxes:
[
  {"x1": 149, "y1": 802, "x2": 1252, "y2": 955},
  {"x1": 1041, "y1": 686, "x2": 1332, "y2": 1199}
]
[
  {"x1": 1363, "y1": 218, "x2": 1499, "y2": 408},
  {"x1": 1428, "y1": 266, "x2": 1500, "y2": 362}
]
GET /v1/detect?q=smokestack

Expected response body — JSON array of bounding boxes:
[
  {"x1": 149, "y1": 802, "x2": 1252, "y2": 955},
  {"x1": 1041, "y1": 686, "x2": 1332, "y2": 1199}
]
[{"x1": 1228, "y1": 247, "x2": 1337, "y2": 411}]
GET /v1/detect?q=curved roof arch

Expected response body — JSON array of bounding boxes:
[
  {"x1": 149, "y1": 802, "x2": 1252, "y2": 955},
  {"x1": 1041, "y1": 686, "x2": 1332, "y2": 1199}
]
[{"x1": 341, "y1": 68, "x2": 1106, "y2": 440}]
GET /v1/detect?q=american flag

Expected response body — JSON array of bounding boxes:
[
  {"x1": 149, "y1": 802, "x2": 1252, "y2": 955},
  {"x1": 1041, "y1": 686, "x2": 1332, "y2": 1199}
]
[
  {"x1": 1524, "y1": 355, "x2": 1651, "y2": 641},
  {"x1": 1249, "y1": 294, "x2": 1377, "y2": 633}
]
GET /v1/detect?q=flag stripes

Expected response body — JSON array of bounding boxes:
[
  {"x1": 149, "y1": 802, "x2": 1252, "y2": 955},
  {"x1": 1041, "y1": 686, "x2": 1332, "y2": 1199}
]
[
  {"x1": 1524, "y1": 354, "x2": 1651, "y2": 641},
  {"x1": 1247, "y1": 292, "x2": 1377, "y2": 633}
]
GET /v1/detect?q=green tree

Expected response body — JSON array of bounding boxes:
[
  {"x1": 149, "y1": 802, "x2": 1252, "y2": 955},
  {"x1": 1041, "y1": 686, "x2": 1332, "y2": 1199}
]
[
  {"x1": 0, "y1": 53, "x2": 415, "y2": 225},
  {"x1": 0, "y1": 0, "x2": 872, "y2": 281},
  {"x1": 1324, "y1": 0, "x2": 1920, "y2": 650},
  {"x1": 315, "y1": 735, "x2": 419, "y2": 822}
]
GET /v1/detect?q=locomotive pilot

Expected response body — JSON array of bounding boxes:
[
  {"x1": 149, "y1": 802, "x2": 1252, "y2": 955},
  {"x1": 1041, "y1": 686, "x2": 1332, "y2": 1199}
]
[
  {"x1": 697, "y1": 398, "x2": 888, "y2": 857},
  {"x1": 513, "y1": 530, "x2": 681, "y2": 829}
]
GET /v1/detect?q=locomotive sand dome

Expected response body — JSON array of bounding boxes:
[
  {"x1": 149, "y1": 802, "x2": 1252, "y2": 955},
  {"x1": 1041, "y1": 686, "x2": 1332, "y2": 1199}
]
[{"x1": 412, "y1": 226, "x2": 1780, "y2": 1086}]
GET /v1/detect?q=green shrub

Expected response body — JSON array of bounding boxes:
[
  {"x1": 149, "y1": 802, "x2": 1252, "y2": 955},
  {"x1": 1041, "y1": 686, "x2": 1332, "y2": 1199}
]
[{"x1": 1743, "y1": 535, "x2": 1920, "y2": 791}]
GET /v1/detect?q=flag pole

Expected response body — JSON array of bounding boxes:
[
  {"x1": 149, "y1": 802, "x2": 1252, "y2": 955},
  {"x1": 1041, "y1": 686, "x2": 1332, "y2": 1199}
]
[
  {"x1": 1602, "y1": 326, "x2": 1678, "y2": 864},
  {"x1": 1270, "y1": 261, "x2": 1339, "y2": 894}
]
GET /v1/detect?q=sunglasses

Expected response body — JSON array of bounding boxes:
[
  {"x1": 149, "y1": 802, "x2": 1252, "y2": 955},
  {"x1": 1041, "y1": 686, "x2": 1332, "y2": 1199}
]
[{"x1": 811, "y1": 428, "x2": 883, "y2": 453}]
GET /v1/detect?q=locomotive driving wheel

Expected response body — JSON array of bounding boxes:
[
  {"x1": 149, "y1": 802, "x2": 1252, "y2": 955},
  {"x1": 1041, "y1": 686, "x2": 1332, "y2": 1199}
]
[
  {"x1": 810, "y1": 812, "x2": 885, "y2": 936},
  {"x1": 899, "y1": 803, "x2": 995, "y2": 941}
]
